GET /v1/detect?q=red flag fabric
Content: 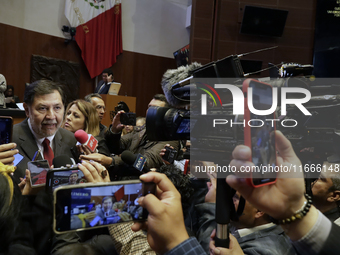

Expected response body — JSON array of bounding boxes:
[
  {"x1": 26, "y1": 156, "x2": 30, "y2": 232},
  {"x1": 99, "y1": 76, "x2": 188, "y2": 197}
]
[{"x1": 65, "y1": 0, "x2": 122, "y2": 78}]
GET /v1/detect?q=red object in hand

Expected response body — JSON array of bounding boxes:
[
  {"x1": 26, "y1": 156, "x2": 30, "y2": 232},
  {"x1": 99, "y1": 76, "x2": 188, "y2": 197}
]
[{"x1": 74, "y1": 129, "x2": 98, "y2": 152}]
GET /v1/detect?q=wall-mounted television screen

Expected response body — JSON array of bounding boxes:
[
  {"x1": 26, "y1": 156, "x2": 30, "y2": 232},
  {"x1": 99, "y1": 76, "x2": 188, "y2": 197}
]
[
  {"x1": 240, "y1": 6, "x2": 289, "y2": 37},
  {"x1": 313, "y1": 0, "x2": 340, "y2": 77}
]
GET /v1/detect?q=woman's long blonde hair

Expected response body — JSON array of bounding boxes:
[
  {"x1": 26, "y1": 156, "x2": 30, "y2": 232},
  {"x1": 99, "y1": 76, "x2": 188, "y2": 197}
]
[{"x1": 63, "y1": 99, "x2": 100, "y2": 136}]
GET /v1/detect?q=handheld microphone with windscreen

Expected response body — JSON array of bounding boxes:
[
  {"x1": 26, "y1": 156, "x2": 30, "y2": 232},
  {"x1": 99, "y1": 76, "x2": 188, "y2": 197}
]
[
  {"x1": 74, "y1": 129, "x2": 98, "y2": 153},
  {"x1": 121, "y1": 151, "x2": 151, "y2": 174},
  {"x1": 52, "y1": 154, "x2": 74, "y2": 168}
]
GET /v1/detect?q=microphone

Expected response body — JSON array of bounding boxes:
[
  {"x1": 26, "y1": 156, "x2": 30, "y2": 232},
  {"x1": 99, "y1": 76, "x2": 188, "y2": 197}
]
[
  {"x1": 161, "y1": 62, "x2": 202, "y2": 107},
  {"x1": 121, "y1": 151, "x2": 151, "y2": 173},
  {"x1": 74, "y1": 129, "x2": 98, "y2": 153},
  {"x1": 52, "y1": 154, "x2": 74, "y2": 168}
]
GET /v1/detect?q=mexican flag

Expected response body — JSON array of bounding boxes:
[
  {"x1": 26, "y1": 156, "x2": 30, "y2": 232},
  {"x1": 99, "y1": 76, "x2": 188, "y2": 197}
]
[{"x1": 65, "y1": 0, "x2": 123, "y2": 78}]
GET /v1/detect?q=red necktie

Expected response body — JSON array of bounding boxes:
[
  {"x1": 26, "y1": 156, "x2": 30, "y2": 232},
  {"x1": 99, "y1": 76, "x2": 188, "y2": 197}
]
[{"x1": 42, "y1": 138, "x2": 54, "y2": 167}]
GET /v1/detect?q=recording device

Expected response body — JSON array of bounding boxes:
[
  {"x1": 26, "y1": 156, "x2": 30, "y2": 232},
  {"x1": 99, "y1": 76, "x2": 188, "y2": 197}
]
[
  {"x1": 46, "y1": 155, "x2": 82, "y2": 193},
  {"x1": 46, "y1": 167, "x2": 86, "y2": 193},
  {"x1": 162, "y1": 146, "x2": 178, "y2": 164},
  {"x1": 146, "y1": 106, "x2": 190, "y2": 141},
  {"x1": 28, "y1": 160, "x2": 50, "y2": 187},
  {"x1": 74, "y1": 129, "x2": 98, "y2": 153},
  {"x1": 0, "y1": 116, "x2": 13, "y2": 145},
  {"x1": 243, "y1": 79, "x2": 277, "y2": 187},
  {"x1": 120, "y1": 112, "x2": 136, "y2": 126},
  {"x1": 54, "y1": 180, "x2": 156, "y2": 233},
  {"x1": 110, "y1": 101, "x2": 130, "y2": 122},
  {"x1": 121, "y1": 151, "x2": 150, "y2": 173},
  {"x1": 279, "y1": 63, "x2": 314, "y2": 77}
]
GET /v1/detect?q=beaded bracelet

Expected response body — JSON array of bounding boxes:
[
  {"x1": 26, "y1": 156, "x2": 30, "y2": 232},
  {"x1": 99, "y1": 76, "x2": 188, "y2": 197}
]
[{"x1": 270, "y1": 193, "x2": 312, "y2": 225}]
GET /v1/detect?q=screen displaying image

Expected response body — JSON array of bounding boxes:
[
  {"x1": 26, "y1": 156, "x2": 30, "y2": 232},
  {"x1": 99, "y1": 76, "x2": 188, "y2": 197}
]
[
  {"x1": 28, "y1": 160, "x2": 50, "y2": 186},
  {"x1": 249, "y1": 83, "x2": 276, "y2": 185},
  {"x1": 55, "y1": 183, "x2": 147, "y2": 232},
  {"x1": 49, "y1": 169, "x2": 87, "y2": 191}
]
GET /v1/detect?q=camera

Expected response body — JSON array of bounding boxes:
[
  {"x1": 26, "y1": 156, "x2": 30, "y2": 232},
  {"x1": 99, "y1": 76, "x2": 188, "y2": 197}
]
[{"x1": 110, "y1": 101, "x2": 131, "y2": 122}]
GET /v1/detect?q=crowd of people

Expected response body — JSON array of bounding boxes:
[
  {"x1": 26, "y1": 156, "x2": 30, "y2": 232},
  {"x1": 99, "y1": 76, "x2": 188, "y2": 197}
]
[{"x1": 0, "y1": 67, "x2": 340, "y2": 255}]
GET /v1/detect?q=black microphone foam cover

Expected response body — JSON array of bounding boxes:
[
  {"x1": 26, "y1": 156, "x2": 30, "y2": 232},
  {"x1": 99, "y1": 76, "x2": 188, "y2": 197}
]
[
  {"x1": 121, "y1": 151, "x2": 136, "y2": 166},
  {"x1": 52, "y1": 154, "x2": 73, "y2": 168}
]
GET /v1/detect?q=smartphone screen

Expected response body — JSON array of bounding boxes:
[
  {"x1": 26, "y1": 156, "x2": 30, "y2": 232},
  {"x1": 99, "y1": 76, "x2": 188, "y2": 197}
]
[
  {"x1": 28, "y1": 160, "x2": 50, "y2": 187},
  {"x1": 0, "y1": 116, "x2": 13, "y2": 144},
  {"x1": 244, "y1": 80, "x2": 277, "y2": 187},
  {"x1": 46, "y1": 168, "x2": 87, "y2": 193},
  {"x1": 54, "y1": 181, "x2": 156, "y2": 233},
  {"x1": 13, "y1": 153, "x2": 24, "y2": 166}
]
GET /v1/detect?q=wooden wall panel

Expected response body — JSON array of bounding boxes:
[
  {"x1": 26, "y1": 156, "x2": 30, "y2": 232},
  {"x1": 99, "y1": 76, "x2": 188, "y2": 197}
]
[
  {"x1": 0, "y1": 23, "x2": 176, "y2": 117},
  {"x1": 0, "y1": 23, "x2": 92, "y2": 103},
  {"x1": 190, "y1": 0, "x2": 216, "y2": 65}
]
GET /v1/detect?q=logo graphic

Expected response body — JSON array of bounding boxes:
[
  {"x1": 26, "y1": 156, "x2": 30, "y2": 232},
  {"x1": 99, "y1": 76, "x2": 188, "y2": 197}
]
[{"x1": 200, "y1": 84, "x2": 311, "y2": 116}]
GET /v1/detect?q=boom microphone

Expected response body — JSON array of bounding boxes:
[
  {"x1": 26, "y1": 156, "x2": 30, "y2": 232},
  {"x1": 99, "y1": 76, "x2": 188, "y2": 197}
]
[
  {"x1": 161, "y1": 62, "x2": 202, "y2": 107},
  {"x1": 74, "y1": 129, "x2": 98, "y2": 153},
  {"x1": 121, "y1": 151, "x2": 151, "y2": 173}
]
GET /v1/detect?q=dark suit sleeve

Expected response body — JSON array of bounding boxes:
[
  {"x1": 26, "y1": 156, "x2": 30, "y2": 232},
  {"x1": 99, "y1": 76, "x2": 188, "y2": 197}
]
[
  {"x1": 104, "y1": 127, "x2": 132, "y2": 155},
  {"x1": 142, "y1": 140, "x2": 179, "y2": 169},
  {"x1": 96, "y1": 136, "x2": 111, "y2": 156},
  {"x1": 194, "y1": 202, "x2": 216, "y2": 254},
  {"x1": 318, "y1": 223, "x2": 340, "y2": 255}
]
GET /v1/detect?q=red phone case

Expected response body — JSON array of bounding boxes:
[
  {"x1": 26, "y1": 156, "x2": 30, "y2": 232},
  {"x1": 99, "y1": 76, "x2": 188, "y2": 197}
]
[{"x1": 242, "y1": 79, "x2": 277, "y2": 187}]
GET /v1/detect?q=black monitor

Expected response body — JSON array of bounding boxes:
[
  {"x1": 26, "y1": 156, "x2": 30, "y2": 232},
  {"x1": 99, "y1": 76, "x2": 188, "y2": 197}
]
[{"x1": 240, "y1": 6, "x2": 289, "y2": 37}]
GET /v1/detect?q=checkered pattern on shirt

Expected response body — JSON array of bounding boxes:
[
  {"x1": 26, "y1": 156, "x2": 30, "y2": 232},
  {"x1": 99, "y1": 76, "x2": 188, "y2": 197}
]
[
  {"x1": 109, "y1": 222, "x2": 156, "y2": 255},
  {"x1": 164, "y1": 237, "x2": 206, "y2": 255}
]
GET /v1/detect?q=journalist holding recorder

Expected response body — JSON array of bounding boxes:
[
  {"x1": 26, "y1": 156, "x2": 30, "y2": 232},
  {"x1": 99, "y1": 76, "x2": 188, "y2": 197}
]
[{"x1": 132, "y1": 131, "x2": 340, "y2": 255}]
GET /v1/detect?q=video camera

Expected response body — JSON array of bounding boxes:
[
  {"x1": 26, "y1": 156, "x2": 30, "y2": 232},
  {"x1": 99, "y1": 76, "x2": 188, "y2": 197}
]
[{"x1": 147, "y1": 57, "x2": 340, "y2": 165}]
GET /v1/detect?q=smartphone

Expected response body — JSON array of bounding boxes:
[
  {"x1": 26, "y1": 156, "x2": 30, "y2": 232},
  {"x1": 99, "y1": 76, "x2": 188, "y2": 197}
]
[
  {"x1": 53, "y1": 180, "x2": 156, "y2": 234},
  {"x1": 243, "y1": 79, "x2": 277, "y2": 187},
  {"x1": 27, "y1": 160, "x2": 50, "y2": 187},
  {"x1": 46, "y1": 167, "x2": 87, "y2": 193},
  {"x1": 0, "y1": 116, "x2": 13, "y2": 144},
  {"x1": 162, "y1": 146, "x2": 178, "y2": 164},
  {"x1": 120, "y1": 112, "x2": 136, "y2": 126},
  {"x1": 13, "y1": 153, "x2": 24, "y2": 166}
]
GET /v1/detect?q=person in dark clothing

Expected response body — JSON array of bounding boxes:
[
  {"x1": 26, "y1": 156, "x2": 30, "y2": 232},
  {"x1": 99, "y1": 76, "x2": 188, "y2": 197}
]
[
  {"x1": 94, "y1": 69, "x2": 114, "y2": 94},
  {"x1": 105, "y1": 94, "x2": 179, "y2": 178}
]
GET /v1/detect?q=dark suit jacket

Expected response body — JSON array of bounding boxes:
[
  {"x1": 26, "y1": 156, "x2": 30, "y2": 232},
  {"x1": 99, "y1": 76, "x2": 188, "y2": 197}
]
[
  {"x1": 13, "y1": 118, "x2": 77, "y2": 182},
  {"x1": 237, "y1": 225, "x2": 297, "y2": 255},
  {"x1": 105, "y1": 128, "x2": 180, "y2": 169},
  {"x1": 319, "y1": 223, "x2": 340, "y2": 255},
  {"x1": 95, "y1": 80, "x2": 111, "y2": 94}
]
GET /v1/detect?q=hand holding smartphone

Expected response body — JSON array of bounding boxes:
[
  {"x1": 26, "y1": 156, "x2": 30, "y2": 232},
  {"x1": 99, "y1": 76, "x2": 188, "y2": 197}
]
[
  {"x1": 54, "y1": 180, "x2": 156, "y2": 233},
  {"x1": 0, "y1": 116, "x2": 13, "y2": 145},
  {"x1": 243, "y1": 79, "x2": 277, "y2": 187},
  {"x1": 120, "y1": 112, "x2": 136, "y2": 126},
  {"x1": 162, "y1": 146, "x2": 178, "y2": 164}
]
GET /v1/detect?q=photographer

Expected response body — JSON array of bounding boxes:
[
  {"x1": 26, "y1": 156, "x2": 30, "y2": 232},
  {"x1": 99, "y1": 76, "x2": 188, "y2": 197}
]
[{"x1": 104, "y1": 95, "x2": 180, "y2": 177}]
